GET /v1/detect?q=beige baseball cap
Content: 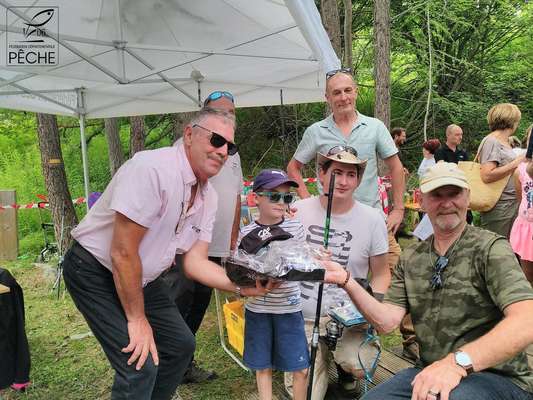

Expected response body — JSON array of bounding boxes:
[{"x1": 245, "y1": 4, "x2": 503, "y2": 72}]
[{"x1": 420, "y1": 161, "x2": 470, "y2": 193}]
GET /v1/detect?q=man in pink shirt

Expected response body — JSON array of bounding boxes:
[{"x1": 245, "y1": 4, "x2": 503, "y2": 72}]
[{"x1": 63, "y1": 108, "x2": 272, "y2": 400}]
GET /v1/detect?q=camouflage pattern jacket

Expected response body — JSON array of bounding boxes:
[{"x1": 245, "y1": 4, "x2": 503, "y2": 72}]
[{"x1": 385, "y1": 225, "x2": 533, "y2": 392}]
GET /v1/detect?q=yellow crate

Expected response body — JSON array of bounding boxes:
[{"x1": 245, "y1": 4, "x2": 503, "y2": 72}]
[{"x1": 223, "y1": 299, "x2": 245, "y2": 356}]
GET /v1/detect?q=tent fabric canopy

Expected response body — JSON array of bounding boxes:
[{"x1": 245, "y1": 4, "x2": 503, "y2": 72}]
[{"x1": 0, "y1": 0, "x2": 340, "y2": 119}]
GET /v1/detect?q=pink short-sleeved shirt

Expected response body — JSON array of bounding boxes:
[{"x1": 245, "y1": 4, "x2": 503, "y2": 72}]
[{"x1": 71, "y1": 144, "x2": 218, "y2": 286}]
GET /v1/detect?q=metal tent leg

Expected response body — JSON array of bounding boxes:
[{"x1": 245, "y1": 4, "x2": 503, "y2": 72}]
[
  {"x1": 214, "y1": 288, "x2": 250, "y2": 372},
  {"x1": 77, "y1": 89, "x2": 90, "y2": 211}
]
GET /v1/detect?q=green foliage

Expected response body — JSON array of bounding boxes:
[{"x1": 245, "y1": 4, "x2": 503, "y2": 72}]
[{"x1": 389, "y1": 0, "x2": 533, "y2": 143}]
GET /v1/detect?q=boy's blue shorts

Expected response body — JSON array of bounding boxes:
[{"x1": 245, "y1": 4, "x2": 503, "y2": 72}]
[{"x1": 243, "y1": 309, "x2": 310, "y2": 372}]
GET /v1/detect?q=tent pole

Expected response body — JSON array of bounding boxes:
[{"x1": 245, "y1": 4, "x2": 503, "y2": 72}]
[
  {"x1": 79, "y1": 114, "x2": 90, "y2": 211},
  {"x1": 76, "y1": 89, "x2": 90, "y2": 211}
]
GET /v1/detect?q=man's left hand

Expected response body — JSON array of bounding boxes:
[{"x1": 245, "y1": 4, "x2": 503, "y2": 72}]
[
  {"x1": 240, "y1": 279, "x2": 280, "y2": 297},
  {"x1": 387, "y1": 208, "x2": 404, "y2": 234},
  {"x1": 410, "y1": 354, "x2": 466, "y2": 400}
]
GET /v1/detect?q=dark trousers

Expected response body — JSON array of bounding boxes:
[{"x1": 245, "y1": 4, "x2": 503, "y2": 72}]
[
  {"x1": 162, "y1": 256, "x2": 220, "y2": 362},
  {"x1": 63, "y1": 242, "x2": 195, "y2": 400}
]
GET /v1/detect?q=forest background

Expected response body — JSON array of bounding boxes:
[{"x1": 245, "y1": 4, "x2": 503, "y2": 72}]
[{"x1": 1, "y1": 0, "x2": 532, "y2": 255}]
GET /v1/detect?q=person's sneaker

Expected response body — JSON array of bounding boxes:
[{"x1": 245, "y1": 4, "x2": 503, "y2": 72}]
[{"x1": 181, "y1": 361, "x2": 218, "y2": 384}]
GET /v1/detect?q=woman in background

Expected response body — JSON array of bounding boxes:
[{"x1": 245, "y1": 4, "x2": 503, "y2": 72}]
[
  {"x1": 479, "y1": 103, "x2": 525, "y2": 238},
  {"x1": 417, "y1": 138, "x2": 441, "y2": 178}
]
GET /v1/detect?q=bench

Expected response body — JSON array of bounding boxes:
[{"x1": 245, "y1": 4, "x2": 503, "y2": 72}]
[{"x1": 267, "y1": 348, "x2": 415, "y2": 400}]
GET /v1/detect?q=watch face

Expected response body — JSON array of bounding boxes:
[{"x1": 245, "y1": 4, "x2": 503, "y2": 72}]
[{"x1": 455, "y1": 351, "x2": 472, "y2": 366}]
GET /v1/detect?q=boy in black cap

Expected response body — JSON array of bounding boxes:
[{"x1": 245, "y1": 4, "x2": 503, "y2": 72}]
[{"x1": 237, "y1": 169, "x2": 309, "y2": 400}]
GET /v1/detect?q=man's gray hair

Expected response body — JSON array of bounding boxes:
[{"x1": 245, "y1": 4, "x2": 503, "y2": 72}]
[{"x1": 188, "y1": 107, "x2": 236, "y2": 129}]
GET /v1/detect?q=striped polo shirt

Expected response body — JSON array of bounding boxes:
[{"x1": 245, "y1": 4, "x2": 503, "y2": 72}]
[{"x1": 238, "y1": 218, "x2": 305, "y2": 314}]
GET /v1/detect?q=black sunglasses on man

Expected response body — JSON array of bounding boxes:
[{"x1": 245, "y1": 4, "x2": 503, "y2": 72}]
[{"x1": 192, "y1": 124, "x2": 238, "y2": 155}]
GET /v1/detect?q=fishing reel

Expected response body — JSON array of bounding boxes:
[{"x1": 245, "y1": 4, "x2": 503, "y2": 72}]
[{"x1": 320, "y1": 318, "x2": 344, "y2": 351}]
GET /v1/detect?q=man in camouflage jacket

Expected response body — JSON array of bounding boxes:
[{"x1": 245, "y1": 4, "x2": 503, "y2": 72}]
[{"x1": 325, "y1": 162, "x2": 533, "y2": 400}]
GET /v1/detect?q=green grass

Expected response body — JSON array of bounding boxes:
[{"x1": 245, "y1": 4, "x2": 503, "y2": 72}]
[{"x1": 0, "y1": 251, "x2": 404, "y2": 400}]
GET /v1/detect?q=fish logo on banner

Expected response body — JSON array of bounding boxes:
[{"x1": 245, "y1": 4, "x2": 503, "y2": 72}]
[{"x1": 6, "y1": 7, "x2": 59, "y2": 66}]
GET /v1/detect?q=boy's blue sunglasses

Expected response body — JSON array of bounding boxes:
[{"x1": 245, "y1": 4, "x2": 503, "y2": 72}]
[
  {"x1": 256, "y1": 192, "x2": 295, "y2": 204},
  {"x1": 203, "y1": 91, "x2": 234, "y2": 107}
]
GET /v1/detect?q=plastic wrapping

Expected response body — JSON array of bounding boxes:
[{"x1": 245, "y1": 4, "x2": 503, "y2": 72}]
[
  {"x1": 226, "y1": 239, "x2": 326, "y2": 286},
  {"x1": 327, "y1": 278, "x2": 372, "y2": 326}
]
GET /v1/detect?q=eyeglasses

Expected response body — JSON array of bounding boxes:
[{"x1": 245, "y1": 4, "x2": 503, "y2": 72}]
[
  {"x1": 192, "y1": 124, "x2": 238, "y2": 155},
  {"x1": 325, "y1": 67, "x2": 352, "y2": 80},
  {"x1": 255, "y1": 191, "x2": 296, "y2": 204},
  {"x1": 430, "y1": 256, "x2": 449, "y2": 290},
  {"x1": 326, "y1": 145, "x2": 358, "y2": 157},
  {"x1": 203, "y1": 91, "x2": 234, "y2": 107}
]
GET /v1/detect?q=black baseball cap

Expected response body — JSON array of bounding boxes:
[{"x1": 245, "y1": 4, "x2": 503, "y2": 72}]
[{"x1": 238, "y1": 225, "x2": 293, "y2": 254}]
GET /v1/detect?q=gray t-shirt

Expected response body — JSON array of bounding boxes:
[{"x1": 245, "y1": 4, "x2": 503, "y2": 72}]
[
  {"x1": 208, "y1": 153, "x2": 243, "y2": 257},
  {"x1": 479, "y1": 136, "x2": 516, "y2": 201},
  {"x1": 293, "y1": 112, "x2": 398, "y2": 210},
  {"x1": 294, "y1": 197, "x2": 388, "y2": 319}
]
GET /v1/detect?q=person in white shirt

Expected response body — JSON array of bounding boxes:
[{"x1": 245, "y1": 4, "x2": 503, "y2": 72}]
[
  {"x1": 417, "y1": 139, "x2": 441, "y2": 178},
  {"x1": 286, "y1": 145, "x2": 390, "y2": 399},
  {"x1": 165, "y1": 91, "x2": 244, "y2": 384}
]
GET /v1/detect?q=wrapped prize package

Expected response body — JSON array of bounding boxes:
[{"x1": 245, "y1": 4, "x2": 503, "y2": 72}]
[{"x1": 226, "y1": 238, "x2": 325, "y2": 287}]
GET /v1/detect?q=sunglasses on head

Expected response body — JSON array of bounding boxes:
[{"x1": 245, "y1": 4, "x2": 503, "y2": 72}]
[
  {"x1": 203, "y1": 91, "x2": 234, "y2": 107},
  {"x1": 430, "y1": 256, "x2": 449, "y2": 290},
  {"x1": 325, "y1": 67, "x2": 352, "y2": 80},
  {"x1": 326, "y1": 145, "x2": 358, "y2": 157},
  {"x1": 192, "y1": 124, "x2": 238, "y2": 155},
  {"x1": 255, "y1": 191, "x2": 296, "y2": 204}
]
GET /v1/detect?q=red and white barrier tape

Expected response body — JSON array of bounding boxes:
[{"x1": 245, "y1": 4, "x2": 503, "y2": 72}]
[
  {"x1": 0, "y1": 197, "x2": 86, "y2": 211},
  {"x1": 1, "y1": 178, "x2": 320, "y2": 211}
]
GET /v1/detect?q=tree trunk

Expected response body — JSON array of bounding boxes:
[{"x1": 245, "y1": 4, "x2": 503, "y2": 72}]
[
  {"x1": 321, "y1": 0, "x2": 342, "y2": 58},
  {"x1": 172, "y1": 112, "x2": 196, "y2": 142},
  {"x1": 129, "y1": 116, "x2": 145, "y2": 156},
  {"x1": 373, "y1": 0, "x2": 391, "y2": 130},
  {"x1": 36, "y1": 113, "x2": 79, "y2": 253},
  {"x1": 104, "y1": 118, "x2": 124, "y2": 177},
  {"x1": 343, "y1": 0, "x2": 353, "y2": 68}
]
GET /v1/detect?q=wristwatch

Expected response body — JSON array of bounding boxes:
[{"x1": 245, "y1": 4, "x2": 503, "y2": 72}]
[{"x1": 454, "y1": 351, "x2": 474, "y2": 375}]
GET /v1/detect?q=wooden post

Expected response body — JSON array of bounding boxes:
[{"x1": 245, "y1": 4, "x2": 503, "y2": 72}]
[{"x1": 0, "y1": 190, "x2": 18, "y2": 260}]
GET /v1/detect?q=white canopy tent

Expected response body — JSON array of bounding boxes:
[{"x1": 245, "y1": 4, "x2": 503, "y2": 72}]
[{"x1": 0, "y1": 0, "x2": 340, "y2": 203}]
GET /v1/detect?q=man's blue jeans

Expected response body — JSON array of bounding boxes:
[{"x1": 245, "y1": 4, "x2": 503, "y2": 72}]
[{"x1": 362, "y1": 368, "x2": 532, "y2": 400}]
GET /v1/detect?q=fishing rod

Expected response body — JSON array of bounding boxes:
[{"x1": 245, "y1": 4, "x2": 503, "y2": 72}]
[{"x1": 306, "y1": 171, "x2": 336, "y2": 400}]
